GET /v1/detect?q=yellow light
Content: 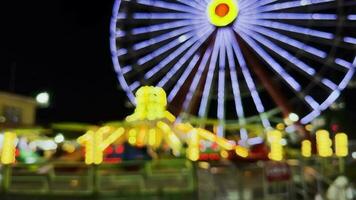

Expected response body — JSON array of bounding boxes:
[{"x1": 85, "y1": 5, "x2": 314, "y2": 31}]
[
  {"x1": 128, "y1": 129, "x2": 137, "y2": 145},
  {"x1": 235, "y1": 146, "x2": 248, "y2": 158},
  {"x1": 220, "y1": 150, "x2": 229, "y2": 159},
  {"x1": 301, "y1": 140, "x2": 312, "y2": 157},
  {"x1": 1, "y1": 132, "x2": 17, "y2": 164},
  {"x1": 276, "y1": 123, "x2": 285, "y2": 131},
  {"x1": 267, "y1": 130, "x2": 283, "y2": 161},
  {"x1": 77, "y1": 127, "x2": 124, "y2": 165},
  {"x1": 216, "y1": 137, "x2": 234, "y2": 150},
  {"x1": 127, "y1": 86, "x2": 172, "y2": 121},
  {"x1": 288, "y1": 113, "x2": 299, "y2": 122},
  {"x1": 335, "y1": 133, "x2": 348, "y2": 157},
  {"x1": 197, "y1": 129, "x2": 216, "y2": 142},
  {"x1": 198, "y1": 162, "x2": 210, "y2": 169},
  {"x1": 316, "y1": 130, "x2": 333, "y2": 157},
  {"x1": 148, "y1": 129, "x2": 156, "y2": 146},
  {"x1": 188, "y1": 149, "x2": 199, "y2": 161},
  {"x1": 305, "y1": 124, "x2": 313, "y2": 132},
  {"x1": 207, "y1": 0, "x2": 239, "y2": 27},
  {"x1": 187, "y1": 130, "x2": 200, "y2": 161}
]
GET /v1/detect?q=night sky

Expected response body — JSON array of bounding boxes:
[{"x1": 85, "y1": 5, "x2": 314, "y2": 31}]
[
  {"x1": 1, "y1": 0, "x2": 356, "y2": 134},
  {"x1": 1, "y1": 0, "x2": 131, "y2": 123}
]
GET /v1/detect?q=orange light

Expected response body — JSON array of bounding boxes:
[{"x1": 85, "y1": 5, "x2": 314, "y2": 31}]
[{"x1": 215, "y1": 3, "x2": 229, "y2": 17}]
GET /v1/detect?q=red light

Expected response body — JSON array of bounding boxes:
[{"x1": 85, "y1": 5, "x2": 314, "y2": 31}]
[
  {"x1": 215, "y1": 3, "x2": 229, "y2": 17},
  {"x1": 116, "y1": 145, "x2": 124, "y2": 154}
]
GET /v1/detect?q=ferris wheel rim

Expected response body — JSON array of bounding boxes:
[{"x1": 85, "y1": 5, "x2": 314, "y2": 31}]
[{"x1": 110, "y1": 0, "x2": 356, "y2": 128}]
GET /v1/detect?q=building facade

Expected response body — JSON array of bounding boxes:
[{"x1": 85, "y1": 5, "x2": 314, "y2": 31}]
[{"x1": 0, "y1": 91, "x2": 37, "y2": 127}]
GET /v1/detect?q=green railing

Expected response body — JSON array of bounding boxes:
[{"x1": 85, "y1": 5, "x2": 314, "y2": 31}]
[{"x1": 0, "y1": 159, "x2": 197, "y2": 200}]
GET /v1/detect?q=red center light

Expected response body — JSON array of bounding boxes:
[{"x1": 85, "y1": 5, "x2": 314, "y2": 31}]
[{"x1": 215, "y1": 3, "x2": 230, "y2": 17}]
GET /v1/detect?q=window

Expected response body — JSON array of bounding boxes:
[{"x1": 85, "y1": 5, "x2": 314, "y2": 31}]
[{"x1": 3, "y1": 106, "x2": 22, "y2": 124}]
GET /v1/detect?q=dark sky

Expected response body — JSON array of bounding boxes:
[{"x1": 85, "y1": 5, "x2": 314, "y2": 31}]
[{"x1": 1, "y1": 0, "x2": 131, "y2": 123}]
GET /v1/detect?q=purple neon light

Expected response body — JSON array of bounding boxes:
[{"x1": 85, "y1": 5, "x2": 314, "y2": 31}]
[
  {"x1": 157, "y1": 26, "x2": 213, "y2": 87},
  {"x1": 145, "y1": 25, "x2": 213, "y2": 80},
  {"x1": 133, "y1": 13, "x2": 205, "y2": 20},
  {"x1": 237, "y1": 22, "x2": 326, "y2": 58},
  {"x1": 110, "y1": 0, "x2": 355, "y2": 127},
  {"x1": 243, "y1": 13, "x2": 337, "y2": 20},
  {"x1": 228, "y1": 30, "x2": 271, "y2": 128},
  {"x1": 176, "y1": 0, "x2": 205, "y2": 11},
  {"x1": 234, "y1": 27, "x2": 302, "y2": 91},
  {"x1": 167, "y1": 54, "x2": 200, "y2": 101},
  {"x1": 116, "y1": 13, "x2": 126, "y2": 19},
  {"x1": 344, "y1": 37, "x2": 356, "y2": 45},
  {"x1": 116, "y1": 48, "x2": 127, "y2": 57},
  {"x1": 255, "y1": 0, "x2": 335, "y2": 13},
  {"x1": 198, "y1": 29, "x2": 222, "y2": 117},
  {"x1": 217, "y1": 29, "x2": 227, "y2": 121},
  {"x1": 224, "y1": 30, "x2": 249, "y2": 140},
  {"x1": 182, "y1": 48, "x2": 212, "y2": 111},
  {"x1": 129, "y1": 81, "x2": 140, "y2": 91},
  {"x1": 137, "y1": 23, "x2": 209, "y2": 66},
  {"x1": 347, "y1": 15, "x2": 356, "y2": 20},
  {"x1": 131, "y1": 19, "x2": 202, "y2": 35},
  {"x1": 335, "y1": 58, "x2": 353, "y2": 70},
  {"x1": 321, "y1": 78, "x2": 337, "y2": 90},
  {"x1": 136, "y1": 0, "x2": 203, "y2": 14},
  {"x1": 110, "y1": 0, "x2": 135, "y2": 103},
  {"x1": 238, "y1": 23, "x2": 316, "y2": 76},
  {"x1": 240, "y1": 19, "x2": 334, "y2": 40},
  {"x1": 240, "y1": 0, "x2": 278, "y2": 13},
  {"x1": 121, "y1": 66, "x2": 132, "y2": 74},
  {"x1": 137, "y1": 34, "x2": 190, "y2": 65},
  {"x1": 247, "y1": 137, "x2": 264, "y2": 145},
  {"x1": 133, "y1": 25, "x2": 201, "y2": 51},
  {"x1": 300, "y1": 57, "x2": 355, "y2": 124}
]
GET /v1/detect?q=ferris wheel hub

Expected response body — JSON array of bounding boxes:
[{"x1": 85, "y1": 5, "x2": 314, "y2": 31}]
[{"x1": 207, "y1": 0, "x2": 239, "y2": 27}]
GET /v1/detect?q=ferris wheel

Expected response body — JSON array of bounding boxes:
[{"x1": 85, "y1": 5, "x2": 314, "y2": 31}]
[{"x1": 110, "y1": 0, "x2": 356, "y2": 139}]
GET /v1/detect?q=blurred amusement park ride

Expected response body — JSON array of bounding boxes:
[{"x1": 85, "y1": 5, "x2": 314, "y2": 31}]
[{"x1": 2, "y1": 0, "x2": 356, "y2": 199}]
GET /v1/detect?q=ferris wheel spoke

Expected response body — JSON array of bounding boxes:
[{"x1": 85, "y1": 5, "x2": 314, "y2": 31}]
[
  {"x1": 198, "y1": 29, "x2": 222, "y2": 118},
  {"x1": 182, "y1": 48, "x2": 213, "y2": 112},
  {"x1": 133, "y1": 13, "x2": 205, "y2": 20},
  {"x1": 157, "y1": 28, "x2": 213, "y2": 87},
  {"x1": 227, "y1": 29, "x2": 271, "y2": 128},
  {"x1": 113, "y1": 29, "x2": 125, "y2": 38},
  {"x1": 238, "y1": 24, "x2": 317, "y2": 76},
  {"x1": 239, "y1": 0, "x2": 258, "y2": 11},
  {"x1": 135, "y1": 0, "x2": 204, "y2": 15},
  {"x1": 133, "y1": 25, "x2": 203, "y2": 51},
  {"x1": 121, "y1": 65, "x2": 132, "y2": 75},
  {"x1": 335, "y1": 58, "x2": 355, "y2": 70},
  {"x1": 243, "y1": 27, "x2": 352, "y2": 93},
  {"x1": 137, "y1": 33, "x2": 194, "y2": 66},
  {"x1": 167, "y1": 54, "x2": 201, "y2": 102},
  {"x1": 241, "y1": 13, "x2": 337, "y2": 20},
  {"x1": 234, "y1": 27, "x2": 302, "y2": 92},
  {"x1": 144, "y1": 26, "x2": 214, "y2": 80},
  {"x1": 238, "y1": 22, "x2": 327, "y2": 59},
  {"x1": 254, "y1": 0, "x2": 336, "y2": 14},
  {"x1": 136, "y1": 23, "x2": 210, "y2": 66},
  {"x1": 240, "y1": 0, "x2": 278, "y2": 15},
  {"x1": 131, "y1": 19, "x2": 203, "y2": 35},
  {"x1": 344, "y1": 36, "x2": 356, "y2": 45},
  {"x1": 224, "y1": 29, "x2": 249, "y2": 140},
  {"x1": 239, "y1": 19, "x2": 334, "y2": 40},
  {"x1": 236, "y1": 24, "x2": 346, "y2": 94},
  {"x1": 216, "y1": 29, "x2": 228, "y2": 137},
  {"x1": 176, "y1": 0, "x2": 206, "y2": 11}
]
